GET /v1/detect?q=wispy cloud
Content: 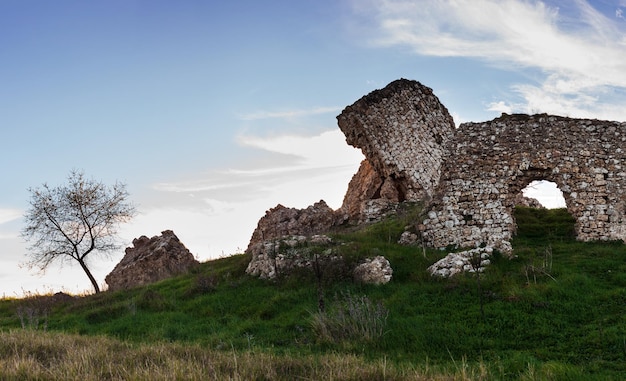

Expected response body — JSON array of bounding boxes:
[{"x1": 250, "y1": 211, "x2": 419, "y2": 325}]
[
  {"x1": 0, "y1": 208, "x2": 21, "y2": 225},
  {"x1": 154, "y1": 130, "x2": 363, "y2": 197},
  {"x1": 238, "y1": 106, "x2": 342, "y2": 121},
  {"x1": 236, "y1": 130, "x2": 362, "y2": 169},
  {"x1": 143, "y1": 130, "x2": 363, "y2": 257},
  {"x1": 354, "y1": 0, "x2": 626, "y2": 120}
]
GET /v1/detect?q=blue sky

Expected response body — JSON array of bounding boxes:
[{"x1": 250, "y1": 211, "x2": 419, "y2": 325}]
[{"x1": 1, "y1": 0, "x2": 625, "y2": 296}]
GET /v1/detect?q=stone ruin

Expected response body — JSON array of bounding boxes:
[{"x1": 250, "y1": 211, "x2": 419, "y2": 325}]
[
  {"x1": 246, "y1": 78, "x2": 626, "y2": 278},
  {"x1": 246, "y1": 234, "x2": 338, "y2": 280},
  {"x1": 336, "y1": 79, "x2": 456, "y2": 222},
  {"x1": 245, "y1": 234, "x2": 393, "y2": 285},
  {"x1": 106, "y1": 230, "x2": 198, "y2": 291},
  {"x1": 247, "y1": 201, "x2": 336, "y2": 249},
  {"x1": 246, "y1": 80, "x2": 457, "y2": 282},
  {"x1": 422, "y1": 113, "x2": 626, "y2": 254},
  {"x1": 246, "y1": 79, "x2": 457, "y2": 245}
]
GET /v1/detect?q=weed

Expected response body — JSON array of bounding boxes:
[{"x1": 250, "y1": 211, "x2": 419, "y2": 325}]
[
  {"x1": 0, "y1": 329, "x2": 502, "y2": 380},
  {"x1": 524, "y1": 245, "x2": 556, "y2": 284},
  {"x1": 310, "y1": 290, "x2": 388, "y2": 343},
  {"x1": 137, "y1": 289, "x2": 173, "y2": 312},
  {"x1": 13, "y1": 292, "x2": 56, "y2": 331},
  {"x1": 184, "y1": 273, "x2": 219, "y2": 297}
]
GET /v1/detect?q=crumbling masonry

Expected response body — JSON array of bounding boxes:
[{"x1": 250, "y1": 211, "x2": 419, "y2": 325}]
[
  {"x1": 422, "y1": 113, "x2": 626, "y2": 253},
  {"x1": 336, "y1": 79, "x2": 626, "y2": 253},
  {"x1": 246, "y1": 79, "x2": 626, "y2": 278}
]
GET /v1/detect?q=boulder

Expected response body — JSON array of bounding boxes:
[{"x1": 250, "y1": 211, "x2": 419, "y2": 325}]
[
  {"x1": 353, "y1": 256, "x2": 393, "y2": 285},
  {"x1": 105, "y1": 230, "x2": 198, "y2": 291},
  {"x1": 427, "y1": 247, "x2": 493, "y2": 278},
  {"x1": 398, "y1": 231, "x2": 419, "y2": 245}
]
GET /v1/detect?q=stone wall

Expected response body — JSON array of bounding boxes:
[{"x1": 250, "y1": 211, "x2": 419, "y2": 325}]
[{"x1": 421, "y1": 114, "x2": 626, "y2": 253}]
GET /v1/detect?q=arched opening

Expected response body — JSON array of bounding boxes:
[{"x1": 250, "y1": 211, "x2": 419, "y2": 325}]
[
  {"x1": 515, "y1": 180, "x2": 576, "y2": 242},
  {"x1": 521, "y1": 180, "x2": 566, "y2": 209}
]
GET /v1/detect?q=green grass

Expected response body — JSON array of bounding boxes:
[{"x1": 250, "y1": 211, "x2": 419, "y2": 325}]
[{"x1": 1, "y1": 205, "x2": 625, "y2": 380}]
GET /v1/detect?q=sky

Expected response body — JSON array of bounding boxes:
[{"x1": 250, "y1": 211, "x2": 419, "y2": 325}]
[{"x1": 1, "y1": 0, "x2": 626, "y2": 296}]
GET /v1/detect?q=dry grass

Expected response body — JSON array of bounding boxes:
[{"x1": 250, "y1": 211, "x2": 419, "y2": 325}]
[{"x1": 0, "y1": 330, "x2": 490, "y2": 381}]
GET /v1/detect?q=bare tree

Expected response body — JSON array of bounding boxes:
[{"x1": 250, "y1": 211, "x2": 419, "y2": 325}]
[{"x1": 21, "y1": 170, "x2": 136, "y2": 293}]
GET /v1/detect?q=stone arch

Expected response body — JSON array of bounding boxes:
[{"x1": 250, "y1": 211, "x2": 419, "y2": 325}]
[
  {"x1": 508, "y1": 169, "x2": 575, "y2": 237},
  {"x1": 421, "y1": 114, "x2": 626, "y2": 254}
]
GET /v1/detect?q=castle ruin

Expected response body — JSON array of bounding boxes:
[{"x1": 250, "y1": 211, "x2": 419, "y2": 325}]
[
  {"x1": 246, "y1": 79, "x2": 626, "y2": 276},
  {"x1": 422, "y1": 113, "x2": 626, "y2": 253}
]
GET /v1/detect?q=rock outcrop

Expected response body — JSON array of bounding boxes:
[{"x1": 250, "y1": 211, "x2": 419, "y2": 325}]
[
  {"x1": 246, "y1": 201, "x2": 336, "y2": 251},
  {"x1": 336, "y1": 78, "x2": 456, "y2": 223},
  {"x1": 106, "y1": 230, "x2": 198, "y2": 291}
]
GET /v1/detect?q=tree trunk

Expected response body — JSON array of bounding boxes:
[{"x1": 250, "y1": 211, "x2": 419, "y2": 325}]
[{"x1": 77, "y1": 258, "x2": 101, "y2": 293}]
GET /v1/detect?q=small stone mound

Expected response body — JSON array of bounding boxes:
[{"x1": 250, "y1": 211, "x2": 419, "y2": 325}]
[
  {"x1": 353, "y1": 256, "x2": 393, "y2": 285},
  {"x1": 51, "y1": 292, "x2": 74, "y2": 303},
  {"x1": 246, "y1": 235, "x2": 394, "y2": 285},
  {"x1": 428, "y1": 247, "x2": 493, "y2": 278},
  {"x1": 105, "y1": 230, "x2": 198, "y2": 291}
]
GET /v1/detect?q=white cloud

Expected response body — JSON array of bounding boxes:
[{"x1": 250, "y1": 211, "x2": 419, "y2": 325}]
[
  {"x1": 448, "y1": 112, "x2": 464, "y2": 127},
  {"x1": 0, "y1": 232, "x2": 19, "y2": 240},
  {"x1": 0, "y1": 208, "x2": 21, "y2": 225},
  {"x1": 523, "y1": 180, "x2": 566, "y2": 209},
  {"x1": 239, "y1": 106, "x2": 343, "y2": 121},
  {"x1": 153, "y1": 130, "x2": 363, "y2": 200},
  {"x1": 236, "y1": 130, "x2": 363, "y2": 169},
  {"x1": 486, "y1": 101, "x2": 513, "y2": 114},
  {"x1": 355, "y1": 0, "x2": 626, "y2": 120}
]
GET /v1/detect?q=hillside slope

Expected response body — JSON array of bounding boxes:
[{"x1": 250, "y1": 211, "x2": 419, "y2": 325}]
[{"x1": 1, "y1": 206, "x2": 625, "y2": 380}]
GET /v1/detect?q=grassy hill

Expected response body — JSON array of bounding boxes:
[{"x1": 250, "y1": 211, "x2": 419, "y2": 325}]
[{"x1": 1, "y1": 206, "x2": 625, "y2": 380}]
